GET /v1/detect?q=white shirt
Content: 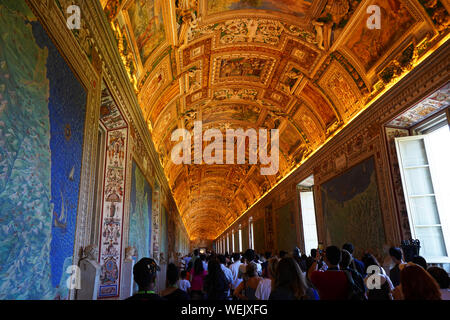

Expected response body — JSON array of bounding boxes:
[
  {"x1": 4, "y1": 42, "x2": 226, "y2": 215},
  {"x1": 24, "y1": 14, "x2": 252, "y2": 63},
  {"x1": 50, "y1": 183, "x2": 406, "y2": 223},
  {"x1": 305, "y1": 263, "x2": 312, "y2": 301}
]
[
  {"x1": 229, "y1": 261, "x2": 243, "y2": 289},
  {"x1": 255, "y1": 278, "x2": 272, "y2": 300},
  {"x1": 221, "y1": 264, "x2": 233, "y2": 284},
  {"x1": 220, "y1": 264, "x2": 233, "y2": 297},
  {"x1": 177, "y1": 279, "x2": 191, "y2": 293},
  {"x1": 202, "y1": 261, "x2": 208, "y2": 271},
  {"x1": 255, "y1": 262, "x2": 262, "y2": 275}
]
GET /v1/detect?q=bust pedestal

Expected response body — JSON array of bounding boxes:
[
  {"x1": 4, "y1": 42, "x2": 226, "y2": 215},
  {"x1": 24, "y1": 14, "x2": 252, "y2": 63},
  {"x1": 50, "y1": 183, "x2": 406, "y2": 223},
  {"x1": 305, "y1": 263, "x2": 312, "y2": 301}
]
[
  {"x1": 120, "y1": 258, "x2": 136, "y2": 300},
  {"x1": 76, "y1": 259, "x2": 100, "y2": 300}
]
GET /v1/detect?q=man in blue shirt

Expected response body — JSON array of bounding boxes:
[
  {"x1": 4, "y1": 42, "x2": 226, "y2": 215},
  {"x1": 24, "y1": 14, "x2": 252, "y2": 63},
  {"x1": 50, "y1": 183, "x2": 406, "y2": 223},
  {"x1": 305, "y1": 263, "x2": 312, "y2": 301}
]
[{"x1": 342, "y1": 243, "x2": 366, "y2": 277}]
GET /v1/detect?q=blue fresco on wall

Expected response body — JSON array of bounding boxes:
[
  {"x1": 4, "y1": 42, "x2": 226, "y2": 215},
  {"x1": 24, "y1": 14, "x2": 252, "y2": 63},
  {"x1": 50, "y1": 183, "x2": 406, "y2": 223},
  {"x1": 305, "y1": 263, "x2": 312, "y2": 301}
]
[
  {"x1": 0, "y1": 1, "x2": 86, "y2": 300},
  {"x1": 128, "y1": 161, "x2": 152, "y2": 260}
]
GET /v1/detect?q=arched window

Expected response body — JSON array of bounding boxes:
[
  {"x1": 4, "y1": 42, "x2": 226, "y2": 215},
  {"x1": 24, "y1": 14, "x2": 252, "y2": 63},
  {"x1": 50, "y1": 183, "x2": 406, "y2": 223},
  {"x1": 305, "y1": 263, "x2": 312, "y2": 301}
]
[
  {"x1": 238, "y1": 225, "x2": 243, "y2": 252},
  {"x1": 231, "y1": 230, "x2": 235, "y2": 253}
]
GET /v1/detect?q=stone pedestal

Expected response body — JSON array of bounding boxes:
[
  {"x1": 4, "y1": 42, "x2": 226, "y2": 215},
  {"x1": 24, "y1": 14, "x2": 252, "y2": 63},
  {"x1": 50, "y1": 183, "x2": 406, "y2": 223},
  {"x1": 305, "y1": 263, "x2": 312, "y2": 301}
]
[
  {"x1": 157, "y1": 263, "x2": 167, "y2": 294},
  {"x1": 120, "y1": 259, "x2": 136, "y2": 300},
  {"x1": 76, "y1": 259, "x2": 100, "y2": 300}
]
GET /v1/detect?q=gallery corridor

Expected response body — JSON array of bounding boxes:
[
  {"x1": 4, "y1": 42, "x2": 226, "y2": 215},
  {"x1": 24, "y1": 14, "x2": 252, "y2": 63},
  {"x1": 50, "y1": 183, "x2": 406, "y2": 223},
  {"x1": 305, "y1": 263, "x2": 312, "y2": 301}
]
[{"x1": 0, "y1": 0, "x2": 449, "y2": 301}]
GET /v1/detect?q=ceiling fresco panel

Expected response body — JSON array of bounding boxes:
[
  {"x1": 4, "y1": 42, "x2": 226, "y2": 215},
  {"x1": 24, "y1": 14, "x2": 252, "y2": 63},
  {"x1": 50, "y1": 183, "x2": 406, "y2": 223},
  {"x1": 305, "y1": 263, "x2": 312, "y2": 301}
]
[
  {"x1": 212, "y1": 54, "x2": 277, "y2": 86},
  {"x1": 301, "y1": 83, "x2": 339, "y2": 127},
  {"x1": 125, "y1": 0, "x2": 167, "y2": 66},
  {"x1": 293, "y1": 103, "x2": 327, "y2": 147},
  {"x1": 344, "y1": 0, "x2": 419, "y2": 72},
  {"x1": 318, "y1": 59, "x2": 364, "y2": 122},
  {"x1": 205, "y1": 0, "x2": 313, "y2": 18}
]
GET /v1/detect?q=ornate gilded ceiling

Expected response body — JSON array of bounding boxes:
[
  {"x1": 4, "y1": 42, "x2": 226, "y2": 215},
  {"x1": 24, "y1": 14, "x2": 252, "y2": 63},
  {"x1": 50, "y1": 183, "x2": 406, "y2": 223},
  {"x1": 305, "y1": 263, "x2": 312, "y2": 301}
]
[{"x1": 102, "y1": 0, "x2": 449, "y2": 240}]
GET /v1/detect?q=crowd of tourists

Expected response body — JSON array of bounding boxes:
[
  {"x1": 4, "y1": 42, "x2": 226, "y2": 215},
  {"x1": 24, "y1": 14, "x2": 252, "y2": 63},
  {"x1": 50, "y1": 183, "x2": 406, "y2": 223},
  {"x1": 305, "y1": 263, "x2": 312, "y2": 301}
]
[{"x1": 126, "y1": 244, "x2": 450, "y2": 301}]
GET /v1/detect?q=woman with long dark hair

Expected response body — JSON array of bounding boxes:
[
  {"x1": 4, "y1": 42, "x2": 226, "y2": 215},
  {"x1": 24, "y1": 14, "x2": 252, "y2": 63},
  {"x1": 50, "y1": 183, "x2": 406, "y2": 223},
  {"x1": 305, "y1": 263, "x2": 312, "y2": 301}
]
[
  {"x1": 160, "y1": 263, "x2": 190, "y2": 300},
  {"x1": 203, "y1": 258, "x2": 230, "y2": 300},
  {"x1": 269, "y1": 257, "x2": 318, "y2": 300}
]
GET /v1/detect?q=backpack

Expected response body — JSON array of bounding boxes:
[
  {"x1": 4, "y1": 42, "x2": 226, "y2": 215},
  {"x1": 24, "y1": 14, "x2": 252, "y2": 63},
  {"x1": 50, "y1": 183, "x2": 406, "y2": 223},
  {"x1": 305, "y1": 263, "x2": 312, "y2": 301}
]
[{"x1": 344, "y1": 270, "x2": 366, "y2": 301}]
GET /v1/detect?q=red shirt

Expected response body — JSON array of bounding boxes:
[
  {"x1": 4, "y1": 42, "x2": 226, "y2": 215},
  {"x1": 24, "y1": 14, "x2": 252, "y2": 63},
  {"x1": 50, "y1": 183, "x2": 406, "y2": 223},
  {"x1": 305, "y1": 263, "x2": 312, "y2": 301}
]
[{"x1": 310, "y1": 270, "x2": 349, "y2": 300}]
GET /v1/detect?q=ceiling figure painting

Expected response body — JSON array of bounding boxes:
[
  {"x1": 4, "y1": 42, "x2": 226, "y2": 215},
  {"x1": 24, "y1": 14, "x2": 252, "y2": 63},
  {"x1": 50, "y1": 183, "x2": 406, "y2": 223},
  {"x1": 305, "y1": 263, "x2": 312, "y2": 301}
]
[
  {"x1": 345, "y1": 0, "x2": 417, "y2": 71},
  {"x1": 206, "y1": 0, "x2": 313, "y2": 18},
  {"x1": 104, "y1": 0, "x2": 449, "y2": 240},
  {"x1": 126, "y1": 0, "x2": 166, "y2": 66}
]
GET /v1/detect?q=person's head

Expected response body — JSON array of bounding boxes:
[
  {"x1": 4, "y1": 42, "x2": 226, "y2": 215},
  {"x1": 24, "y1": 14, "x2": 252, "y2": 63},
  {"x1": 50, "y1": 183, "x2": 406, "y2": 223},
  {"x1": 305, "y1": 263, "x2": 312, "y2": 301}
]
[
  {"x1": 232, "y1": 253, "x2": 240, "y2": 262},
  {"x1": 246, "y1": 262, "x2": 258, "y2": 278},
  {"x1": 244, "y1": 249, "x2": 255, "y2": 262},
  {"x1": 267, "y1": 257, "x2": 279, "y2": 280},
  {"x1": 342, "y1": 243, "x2": 355, "y2": 255},
  {"x1": 389, "y1": 247, "x2": 403, "y2": 264},
  {"x1": 193, "y1": 249, "x2": 199, "y2": 256},
  {"x1": 166, "y1": 263, "x2": 179, "y2": 286},
  {"x1": 310, "y1": 249, "x2": 317, "y2": 258},
  {"x1": 217, "y1": 254, "x2": 226, "y2": 265},
  {"x1": 265, "y1": 251, "x2": 272, "y2": 260},
  {"x1": 325, "y1": 246, "x2": 341, "y2": 267},
  {"x1": 279, "y1": 250, "x2": 287, "y2": 258},
  {"x1": 412, "y1": 255, "x2": 428, "y2": 270},
  {"x1": 207, "y1": 258, "x2": 222, "y2": 275},
  {"x1": 427, "y1": 267, "x2": 450, "y2": 289},
  {"x1": 362, "y1": 253, "x2": 381, "y2": 274},
  {"x1": 194, "y1": 257, "x2": 204, "y2": 274},
  {"x1": 340, "y1": 249, "x2": 353, "y2": 269},
  {"x1": 200, "y1": 254, "x2": 206, "y2": 262},
  {"x1": 133, "y1": 258, "x2": 160, "y2": 291},
  {"x1": 180, "y1": 270, "x2": 187, "y2": 280},
  {"x1": 273, "y1": 257, "x2": 308, "y2": 299},
  {"x1": 400, "y1": 263, "x2": 441, "y2": 300}
]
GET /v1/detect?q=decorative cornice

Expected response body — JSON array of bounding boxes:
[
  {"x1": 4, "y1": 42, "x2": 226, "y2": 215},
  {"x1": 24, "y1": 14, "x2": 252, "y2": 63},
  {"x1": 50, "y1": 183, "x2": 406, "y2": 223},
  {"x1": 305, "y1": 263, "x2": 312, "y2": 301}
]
[{"x1": 81, "y1": 1, "x2": 190, "y2": 236}]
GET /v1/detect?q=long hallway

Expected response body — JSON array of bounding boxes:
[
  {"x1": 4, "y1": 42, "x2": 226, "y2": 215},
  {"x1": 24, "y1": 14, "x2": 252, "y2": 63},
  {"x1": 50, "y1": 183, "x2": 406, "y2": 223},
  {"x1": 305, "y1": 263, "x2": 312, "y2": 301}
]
[{"x1": 0, "y1": 0, "x2": 449, "y2": 301}]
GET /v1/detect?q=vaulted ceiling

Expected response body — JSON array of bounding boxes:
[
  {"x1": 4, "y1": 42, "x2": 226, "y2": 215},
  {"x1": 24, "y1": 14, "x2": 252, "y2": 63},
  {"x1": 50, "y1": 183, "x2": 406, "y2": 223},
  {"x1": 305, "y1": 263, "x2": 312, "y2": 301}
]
[{"x1": 101, "y1": 0, "x2": 449, "y2": 240}]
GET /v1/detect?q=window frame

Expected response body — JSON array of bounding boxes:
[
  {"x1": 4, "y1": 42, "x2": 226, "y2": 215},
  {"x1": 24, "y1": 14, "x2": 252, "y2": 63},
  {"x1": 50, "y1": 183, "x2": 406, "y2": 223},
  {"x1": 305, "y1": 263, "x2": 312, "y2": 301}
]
[
  {"x1": 238, "y1": 226, "x2": 243, "y2": 252},
  {"x1": 395, "y1": 133, "x2": 450, "y2": 263},
  {"x1": 231, "y1": 230, "x2": 235, "y2": 253},
  {"x1": 298, "y1": 187, "x2": 319, "y2": 257}
]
